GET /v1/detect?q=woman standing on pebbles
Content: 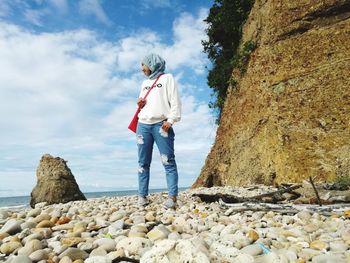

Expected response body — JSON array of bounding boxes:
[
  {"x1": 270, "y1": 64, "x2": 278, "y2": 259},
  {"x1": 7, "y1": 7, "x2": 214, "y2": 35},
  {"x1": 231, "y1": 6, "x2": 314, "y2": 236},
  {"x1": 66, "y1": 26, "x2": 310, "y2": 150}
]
[{"x1": 136, "y1": 53, "x2": 181, "y2": 209}]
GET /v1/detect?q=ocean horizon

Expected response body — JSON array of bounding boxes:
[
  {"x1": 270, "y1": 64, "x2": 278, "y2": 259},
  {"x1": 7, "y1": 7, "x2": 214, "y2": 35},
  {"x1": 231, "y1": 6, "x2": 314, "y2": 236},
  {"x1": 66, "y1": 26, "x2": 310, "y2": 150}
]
[{"x1": 0, "y1": 187, "x2": 189, "y2": 209}]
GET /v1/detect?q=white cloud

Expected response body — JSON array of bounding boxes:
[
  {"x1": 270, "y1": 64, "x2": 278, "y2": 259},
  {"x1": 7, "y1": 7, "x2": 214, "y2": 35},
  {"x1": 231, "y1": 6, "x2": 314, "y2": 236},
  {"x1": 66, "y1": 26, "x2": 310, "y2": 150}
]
[
  {"x1": 78, "y1": 0, "x2": 112, "y2": 25},
  {"x1": 115, "y1": 8, "x2": 209, "y2": 74},
  {"x1": 164, "y1": 9, "x2": 208, "y2": 73},
  {"x1": 48, "y1": 0, "x2": 68, "y2": 14},
  {"x1": 141, "y1": 0, "x2": 172, "y2": 9},
  {"x1": 0, "y1": 8, "x2": 216, "y2": 197},
  {"x1": 23, "y1": 8, "x2": 50, "y2": 27},
  {"x1": 0, "y1": 0, "x2": 68, "y2": 26},
  {"x1": 0, "y1": 1, "x2": 11, "y2": 17},
  {"x1": 0, "y1": 0, "x2": 29, "y2": 18}
]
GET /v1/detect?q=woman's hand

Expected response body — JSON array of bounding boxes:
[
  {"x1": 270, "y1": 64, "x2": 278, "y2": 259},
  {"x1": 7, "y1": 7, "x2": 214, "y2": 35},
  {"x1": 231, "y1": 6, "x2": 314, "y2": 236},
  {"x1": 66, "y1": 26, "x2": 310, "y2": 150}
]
[
  {"x1": 161, "y1": 121, "x2": 172, "y2": 132},
  {"x1": 137, "y1": 98, "x2": 146, "y2": 108}
]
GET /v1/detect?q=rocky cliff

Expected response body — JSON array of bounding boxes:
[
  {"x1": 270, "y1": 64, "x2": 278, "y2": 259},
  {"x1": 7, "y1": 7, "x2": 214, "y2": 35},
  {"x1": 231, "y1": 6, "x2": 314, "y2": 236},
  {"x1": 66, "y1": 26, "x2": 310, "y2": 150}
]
[{"x1": 193, "y1": 0, "x2": 350, "y2": 187}]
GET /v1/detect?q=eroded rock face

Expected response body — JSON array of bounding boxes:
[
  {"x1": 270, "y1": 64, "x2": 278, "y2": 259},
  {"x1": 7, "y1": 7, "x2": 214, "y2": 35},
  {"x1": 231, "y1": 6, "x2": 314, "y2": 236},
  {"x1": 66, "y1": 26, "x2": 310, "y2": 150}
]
[
  {"x1": 30, "y1": 154, "x2": 86, "y2": 207},
  {"x1": 193, "y1": 0, "x2": 350, "y2": 187}
]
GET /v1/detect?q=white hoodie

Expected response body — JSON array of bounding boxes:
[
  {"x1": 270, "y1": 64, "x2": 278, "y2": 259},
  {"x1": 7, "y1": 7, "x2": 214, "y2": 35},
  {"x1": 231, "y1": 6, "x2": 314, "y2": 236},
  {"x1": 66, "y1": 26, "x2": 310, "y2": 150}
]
[{"x1": 138, "y1": 73, "x2": 181, "y2": 125}]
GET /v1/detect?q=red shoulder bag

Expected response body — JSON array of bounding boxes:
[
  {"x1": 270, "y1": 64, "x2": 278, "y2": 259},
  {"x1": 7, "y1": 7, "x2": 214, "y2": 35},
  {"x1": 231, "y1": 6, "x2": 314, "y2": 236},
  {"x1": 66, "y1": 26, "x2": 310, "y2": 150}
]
[{"x1": 128, "y1": 74, "x2": 163, "y2": 133}]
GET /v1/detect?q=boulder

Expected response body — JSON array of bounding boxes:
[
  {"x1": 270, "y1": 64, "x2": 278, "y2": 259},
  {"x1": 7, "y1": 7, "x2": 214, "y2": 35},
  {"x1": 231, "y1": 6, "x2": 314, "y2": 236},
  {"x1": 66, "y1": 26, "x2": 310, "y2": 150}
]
[{"x1": 30, "y1": 154, "x2": 86, "y2": 207}]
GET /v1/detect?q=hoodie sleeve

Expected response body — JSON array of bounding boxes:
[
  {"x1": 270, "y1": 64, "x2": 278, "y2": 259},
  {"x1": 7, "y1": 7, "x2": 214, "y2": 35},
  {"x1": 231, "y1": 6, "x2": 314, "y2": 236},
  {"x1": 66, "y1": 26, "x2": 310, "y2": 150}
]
[{"x1": 166, "y1": 74, "x2": 182, "y2": 124}]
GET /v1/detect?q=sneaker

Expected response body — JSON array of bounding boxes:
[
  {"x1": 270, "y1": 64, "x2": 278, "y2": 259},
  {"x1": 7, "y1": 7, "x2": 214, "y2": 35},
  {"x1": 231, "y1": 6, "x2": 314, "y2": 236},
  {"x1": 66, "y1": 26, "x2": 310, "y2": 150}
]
[
  {"x1": 138, "y1": 196, "x2": 149, "y2": 206},
  {"x1": 163, "y1": 198, "x2": 176, "y2": 209}
]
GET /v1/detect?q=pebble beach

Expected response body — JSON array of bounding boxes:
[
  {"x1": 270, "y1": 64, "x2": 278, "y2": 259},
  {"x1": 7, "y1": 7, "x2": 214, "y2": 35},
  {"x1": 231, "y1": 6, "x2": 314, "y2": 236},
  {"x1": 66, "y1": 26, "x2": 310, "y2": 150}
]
[{"x1": 0, "y1": 187, "x2": 350, "y2": 263}]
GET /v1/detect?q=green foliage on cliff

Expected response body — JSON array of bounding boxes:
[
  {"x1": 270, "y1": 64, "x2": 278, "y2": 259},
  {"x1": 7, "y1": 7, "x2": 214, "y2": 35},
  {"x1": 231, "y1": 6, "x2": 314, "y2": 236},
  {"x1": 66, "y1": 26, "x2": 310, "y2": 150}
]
[
  {"x1": 202, "y1": 0, "x2": 255, "y2": 122},
  {"x1": 334, "y1": 175, "x2": 350, "y2": 190}
]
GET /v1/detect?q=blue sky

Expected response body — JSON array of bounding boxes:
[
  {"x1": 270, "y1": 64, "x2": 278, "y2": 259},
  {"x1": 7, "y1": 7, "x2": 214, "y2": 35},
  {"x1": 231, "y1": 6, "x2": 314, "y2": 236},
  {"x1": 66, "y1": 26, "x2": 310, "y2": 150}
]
[{"x1": 0, "y1": 0, "x2": 217, "y2": 197}]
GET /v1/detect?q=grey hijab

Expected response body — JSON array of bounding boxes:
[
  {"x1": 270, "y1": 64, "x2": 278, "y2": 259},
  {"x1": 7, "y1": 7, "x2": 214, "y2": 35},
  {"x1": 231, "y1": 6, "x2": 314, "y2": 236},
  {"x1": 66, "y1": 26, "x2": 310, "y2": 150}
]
[{"x1": 142, "y1": 53, "x2": 166, "y2": 79}]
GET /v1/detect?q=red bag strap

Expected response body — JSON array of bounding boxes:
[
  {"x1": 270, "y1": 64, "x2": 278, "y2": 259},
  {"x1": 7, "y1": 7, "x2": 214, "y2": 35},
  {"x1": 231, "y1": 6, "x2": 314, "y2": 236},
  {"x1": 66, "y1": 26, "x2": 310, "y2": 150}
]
[{"x1": 142, "y1": 73, "x2": 163, "y2": 100}]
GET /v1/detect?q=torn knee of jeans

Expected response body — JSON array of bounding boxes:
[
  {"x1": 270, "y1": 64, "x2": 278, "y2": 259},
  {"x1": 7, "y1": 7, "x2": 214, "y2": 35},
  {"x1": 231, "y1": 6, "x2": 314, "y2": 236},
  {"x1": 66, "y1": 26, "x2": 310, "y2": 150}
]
[
  {"x1": 161, "y1": 154, "x2": 169, "y2": 165},
  {"x1": 138, "y1": 166, "x2": 145, "y2": 173},
  {"x1": 137, "y1": 134, "x2": 144, "y2": 144}
]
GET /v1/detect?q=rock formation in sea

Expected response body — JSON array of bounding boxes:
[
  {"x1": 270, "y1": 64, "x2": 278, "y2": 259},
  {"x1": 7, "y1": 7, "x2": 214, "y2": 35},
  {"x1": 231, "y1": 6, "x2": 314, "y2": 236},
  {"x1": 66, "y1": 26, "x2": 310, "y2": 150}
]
[
  {"x1": 30, "y1": 154, "x2": 86, "y2": 207},
  {"x1": 193, "y1": 0, "x2": 350, "y2": 187}
]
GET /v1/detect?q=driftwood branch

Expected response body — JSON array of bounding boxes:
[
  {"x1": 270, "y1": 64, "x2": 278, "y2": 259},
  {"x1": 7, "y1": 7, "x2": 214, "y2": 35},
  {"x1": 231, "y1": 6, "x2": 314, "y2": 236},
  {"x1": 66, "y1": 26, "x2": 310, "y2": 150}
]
[
  {"x1": 112, "y1": 257, "x2": 139, "y2": 263},
  {"x1": 309, "y1": 176, "x2": 322, "y2": 206},
  {"x1": 219, "y1": 200, "x2": 350, "y2": 216},
  {"x1": 193, "y1": 184, "x2": 301, "y2": 204}
]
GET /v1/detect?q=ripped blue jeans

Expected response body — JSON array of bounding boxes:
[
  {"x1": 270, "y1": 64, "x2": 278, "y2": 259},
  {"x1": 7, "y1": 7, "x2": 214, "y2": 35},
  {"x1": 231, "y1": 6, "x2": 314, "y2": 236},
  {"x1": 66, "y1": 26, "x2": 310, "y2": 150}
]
[{"x1": 136, "y1": 121, "x2": 178, "y2": 197}]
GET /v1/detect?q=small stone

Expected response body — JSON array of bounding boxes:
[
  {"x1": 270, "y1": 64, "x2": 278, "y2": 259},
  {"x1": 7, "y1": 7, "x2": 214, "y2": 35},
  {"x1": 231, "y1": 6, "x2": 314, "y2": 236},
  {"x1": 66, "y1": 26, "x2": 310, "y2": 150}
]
[
  {"x1": 61, "y1": 237, "x2": 84, "y2": 247},
  {"x1": 344, "y1": 210, "x2": 350, "y2": 218},
  {"x1": 116, "y1": 237, "x2": 151, "y2": 255},
  {"x1": 311, "y1": 254, "x2": 347, "y2": 263},
  {"x1": 33, "y1": 214, "x2": 51, "y2": 223},
  {"x1": 0, "y1": 219, "x2": 23, "y2": 235},
  {"x1": 34, "y1": 202, "x2": 47, "y2": 209},
  {"x1": 172, "y1": 217, "x2": 187, "y2": 233},
  {"x1": 146, "y1": 225, "x2": 170, "y2": 241},
  {"x1": 199, "y1": 212, "x2": 208, "y2": 218},
  {"x1": 283, "y1": 249, "x2": 298, "y2": 262},
  {"x1": 140, "y1": 239, "x2": 176, "y2": 262},
  {"x1": 18, "y1": 239, "x2": 43, "y2": 256},
  {"x1": 145, "y1": 212, "x2": 155, "y2": 222},
  {"x1": 50, "y1": 210, "x2": 62, "y2": 219},
  {"x1": 21, "y1": 221, "x2": 37, "y2": 230},
  {"x1": 85, "y1": 256, "x2": 112, "y2": 263},
  {"x1": 59, "y1": 248, "x2": 89, "y2": 261},
  {"x1": 107, "y1": 248, "x2": 124, "y2": 259},
  {"x1": 52, "y1": 224, "x2": 74, "y2": 231},
  {"x1": 110, "y1": 220, "x2": 124, "y2": 230},
  {"x1": 304, "y1": 224, "x2": 319, "y2": 233},
  {"x1": 77, "y1": 242, "x2": 94, "y2": 251},
  {"x1": 297, "y1": 211, "x2": 312, "y2": 221},
  {"x1": 23, "y1": 233, "x2": 43, "y2": 244},
  {"x1": 73, "y1": 223, "x2": 86, "y2": 233},
  {"x1": 27, "y1": 209, "x2": 41, "y2": 218},
  {"x1": 310, "y1": 240, "x2": 328, "y2": 251},
  {"x1": 265, "y1": 211, "x2": 275, "y2": 218},
  {"x1": 254, "y1": 251, "x2": 279, "y2": 262},
  {"x1": 18, "y1": 228, "x2": 32, "y2": 240},
  {"x1": 240, "y1": 244, "x2": 263, "y2": 256},
  {"x1": 128, "y1": 232, "x2": 146, "y2": 238},
  {"x1": 247, "y1": 230, "x2": 259, "y2": 242},
  {"x1": 93, "y1": 238, "x2": 116, "y2": 252},
  {"x1": 57, "y1": 217, "x2": 71, "y2": 225},
  {"x1": 29, "y1": 249, "x2": 49, "y2": 261},
  {"x1": 0, "y1": 241, "x2": 23, "y2": 254},
  {"x1": 59, "y1": 256, "x2": 73, "y2": 263},
  {"x1": 49, "y1": 241, "x2": 68, "y2": 254},
  {"x1": 234, "y1": 254, "x2": 255, "y2": 263},
  {"x1": 109, "y1": 212, "x2": 126, "y2": 222},
  {"x1": 210, "y1": 242, "x2": 240, "y2": 261},
  {"x1": 0, "y1": 210, "x2": 9, "y2": 220},
  {"x1": 168, "y1": 232, "x2": 181, "y2": 241},
  {"x1": 132, "y1": 215, "x2": 145, "y2": 225},
  {"x1": 329, "y1": 241, "x2": 348, "y2": 252},
  {"x1": 341, "y1": 230, "x2": 350, "y2": 241},
  {"x1": 130, "y1": 225, "x2": 148, "y2": 233},
  {"x1": 90, "y1": 247, "x2": 107, "y2": 257},
  {"x1": 7, "y1": 255, "x2": 33, "y2": 263},
  {"x1": 33, "y1": 227, "x2": 52, "y2": 239},
  {"x1": 298, "y1": 248, "x2": 322, "y2": 261}
]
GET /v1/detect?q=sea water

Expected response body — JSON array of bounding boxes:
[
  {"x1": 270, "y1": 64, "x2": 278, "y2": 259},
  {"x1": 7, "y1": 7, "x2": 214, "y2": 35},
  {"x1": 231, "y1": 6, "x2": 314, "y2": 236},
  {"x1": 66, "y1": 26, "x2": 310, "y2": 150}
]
[{"x1": 0, "y1": 187, "x2": 188, "y2": 209}]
